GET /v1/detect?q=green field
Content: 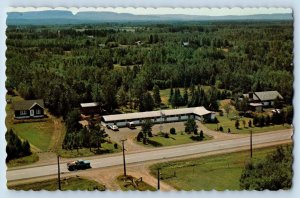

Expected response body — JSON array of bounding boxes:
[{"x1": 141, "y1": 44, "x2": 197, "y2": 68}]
[
  {"x1": 6, "y1": 153, "x2": 39, "y2": 168},
  {"x1": 58, "y1": 141, "x2": 122, "y2": 158},
  {"x1": 205, "y1": 115, "x2": 291, "y2": 134},
  {"x1": 149, "y1": 145, "x2": 291, "y2": 190},
  {"x1": 9, "y1": 176, "x2": 106, "y2": 191},
  {"x1": 138, "y1": 132, "x2": 212, "y2": 147},
  {"x1": 116, "y1": 175, "x2": 156, "y2": 191}
]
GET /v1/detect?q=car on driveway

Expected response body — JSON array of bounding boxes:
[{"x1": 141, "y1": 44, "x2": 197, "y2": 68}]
[
  {"x1": 106, "y1": 124, "x2": 119, "y2": 131},
  {"x1": 126, "y1": 121, "x2": 136, "y2": 129}
]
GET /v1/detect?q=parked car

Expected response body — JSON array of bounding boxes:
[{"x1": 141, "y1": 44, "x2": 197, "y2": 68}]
[
  {"x1": 107, "y1": 124, "x2": 119, "y2": 131},
  {"x1": 111, "y1": 125, "x2": 119, "y2": 131},
  {"x1": 67, "y1": 160, "x2": 91, "y2": 171},
  {"x1": 126, "y1": 121, "x2": 136, "y2": 129}
]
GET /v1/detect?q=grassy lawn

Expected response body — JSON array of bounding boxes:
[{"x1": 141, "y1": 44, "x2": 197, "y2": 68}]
[
  {"x1": 137, "y1": 132, "x2": 212, "y2": 147},
  {"x1": 149, "y1": 144, "x2": 291, "y2": 190},
  {"x1": 11, "y1": 121, "x2": 55, "y2": 152},
  {"x1": 116, "y1": 175, "x2": 156, "y2": 191},
  {"x1": 58, "y1": 141, "x2": 122, "y2": 158},
  {"x1": 205, "y1": 115, "x2": 291, "y2": 134},
  {"x1": 6, "y1": 153, "x2": 39, "y2": 168},
  {"x1": 8, "y1": 176, "x2": 106, "y2": 191}
]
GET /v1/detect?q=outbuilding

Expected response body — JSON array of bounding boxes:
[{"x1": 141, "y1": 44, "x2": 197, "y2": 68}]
[
  {"x1": 102, "y1": 106, "x2": 214, "y2": 127},
  {"x1": 80, "y1": 102, "x2": 101, "y2": 115}
]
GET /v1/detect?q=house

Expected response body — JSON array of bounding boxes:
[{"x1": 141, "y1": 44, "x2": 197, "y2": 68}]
[
  {"x1": 242, "y1": 91, "x2": 283, "y2": 111},
  {"x1": 13, "y1": 99, "x2": 45, "y2": 119},
  {"x1": 182, "y1": 42, "x2": 189, "y2": 47},
  {"x1": 101, "y1": 106, "x2": 215, "y2": 127},
  {"x1": 80, "y1": 102, "x2": 101, "y2": 116}
]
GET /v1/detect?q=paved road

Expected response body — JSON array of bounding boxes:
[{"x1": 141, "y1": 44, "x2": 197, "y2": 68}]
[{"x1": 7, "y1": 129, "x2": 292, "y2": 181}]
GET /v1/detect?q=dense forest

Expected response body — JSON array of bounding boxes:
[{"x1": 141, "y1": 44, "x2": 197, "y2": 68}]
[{"x1": 6, "y1": 21, "x2": 293, "y2": 117}]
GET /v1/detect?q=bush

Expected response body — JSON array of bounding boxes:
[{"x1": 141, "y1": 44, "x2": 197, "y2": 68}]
[
  {"x1": 199, "y1": 130, "x2": 204, "y2": 139},
  {"x1": 114, "y1": 143, "x2": 118, "y2": 149},
  {"x1": 170, "y1": 128, "x2": 176, "y2": 134},
  {"x1": 194, "y1": 128, "x2": 198, "y2": 135},
  {"x1": 248, "y1": 120, "x2": 252, "y2": 128},
  {"x1": 164, "y1": 133, "x2": 169, "y2": 138},
  {"x1": 137, "y1": 132, "x2": 143, "y2": 142}
]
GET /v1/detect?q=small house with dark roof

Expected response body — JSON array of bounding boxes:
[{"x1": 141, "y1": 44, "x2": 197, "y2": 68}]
[{"x1": 13, "y1": 99, "x2": 45, "y2": 119}]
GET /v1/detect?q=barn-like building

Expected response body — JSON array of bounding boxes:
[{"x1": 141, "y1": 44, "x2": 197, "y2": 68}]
[{"x1": 101, "y1": 106, "x2": 215, "y2": 127}]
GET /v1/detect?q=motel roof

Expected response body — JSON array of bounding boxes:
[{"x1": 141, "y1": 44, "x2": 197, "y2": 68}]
[
  {"x1": 102, "y1": 106, "x2": 211, "y2": 122},
  {"x1": 80, "y1": 102, "x2": 100, "y2": 108}
]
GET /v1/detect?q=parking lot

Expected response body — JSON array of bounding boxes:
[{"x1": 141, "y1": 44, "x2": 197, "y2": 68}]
[{"x1": 105, "y1": 121, "x2": 203, "y2": 152}]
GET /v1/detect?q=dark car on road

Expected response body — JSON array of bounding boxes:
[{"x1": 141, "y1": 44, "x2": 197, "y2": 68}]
[{"x1": 67, "y1": 160, "x2": 91, "y2": 171}]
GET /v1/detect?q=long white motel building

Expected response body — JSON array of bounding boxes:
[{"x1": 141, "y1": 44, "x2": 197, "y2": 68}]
[{"x1": 101, "y1": 106, "x2": 215, "y2": 127}]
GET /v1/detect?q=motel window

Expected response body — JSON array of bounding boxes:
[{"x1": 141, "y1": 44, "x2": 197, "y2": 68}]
[{"x1": 20, "y1": 110, "x2": 27, "y2": 115}]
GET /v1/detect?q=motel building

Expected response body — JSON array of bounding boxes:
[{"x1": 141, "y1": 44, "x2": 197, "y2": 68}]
[{"x1": 101, "y1": 106, "x2": 215, "y2": 128}]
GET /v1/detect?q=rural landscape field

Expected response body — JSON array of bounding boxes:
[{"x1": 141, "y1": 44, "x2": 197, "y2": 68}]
[{"x1": 5, "y1": 9, "x2": 293, "y2": 191}]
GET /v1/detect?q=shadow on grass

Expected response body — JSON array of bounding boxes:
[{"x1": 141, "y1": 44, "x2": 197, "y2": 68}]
[
  {"x1": 147, "y1": 139, "x2": 163, "y2": 147},
  {"x1": 190, "y1": 136, "x2": 203, "y2": 141}
]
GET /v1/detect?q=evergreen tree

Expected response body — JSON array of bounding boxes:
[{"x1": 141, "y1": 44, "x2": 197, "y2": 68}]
[
  {"x1": 153, "y1": 84, "x2": 161, "y2": 107},
  {"x1": 183, "y1": 87, "x2": 188, "y2": 105}
]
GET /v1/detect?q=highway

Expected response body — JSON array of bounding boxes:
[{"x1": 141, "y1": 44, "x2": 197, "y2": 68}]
[{"x1": 7, "y1": 129, "x2": 292, "y2": 181}]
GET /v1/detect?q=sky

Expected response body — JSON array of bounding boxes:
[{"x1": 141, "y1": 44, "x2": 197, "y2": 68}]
[{"x1": 7, "y1": 7, "x2": 292, "y2": 16}]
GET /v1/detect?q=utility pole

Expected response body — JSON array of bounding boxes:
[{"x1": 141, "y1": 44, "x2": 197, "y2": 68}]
[
  {"x1": 121, "y1": 139, "x2": 127, "y2": 176},
  {"x1": 157, "y1": 168, "x2": 161, "y2": 190},
  {"x1": 57, "y1": 155, "x2": 61, "y2": 190},
  {"x1": 250, "y1": 130, "x2": 253, "y2": 159}
]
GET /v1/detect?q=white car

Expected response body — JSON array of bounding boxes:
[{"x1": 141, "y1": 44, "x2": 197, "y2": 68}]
[{"x1": 111, "y1": 125, "x2": 119, "y2": 131}]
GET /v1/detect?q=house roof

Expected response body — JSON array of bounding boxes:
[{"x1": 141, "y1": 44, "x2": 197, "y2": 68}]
[
  {"x1": 102, "y1": 106, "x2": 211, "y2": 122},
  {"x1": 80, "y1": 102, "x2": 99, "y2": 108},
  {"x1": 243, "y1": 91, "x2": 283, "y2": 101},
  {"x1": 13, "y1": 99, "x2": 44, "y2": 111},
  {"x1": 254, "y1": 91, "x2": 283, "y2": 101}
]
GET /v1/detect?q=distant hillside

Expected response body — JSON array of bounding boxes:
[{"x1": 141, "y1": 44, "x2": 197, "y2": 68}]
[{"x1": 7, "y1": 10, "x2": 293, "y2": 25}]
